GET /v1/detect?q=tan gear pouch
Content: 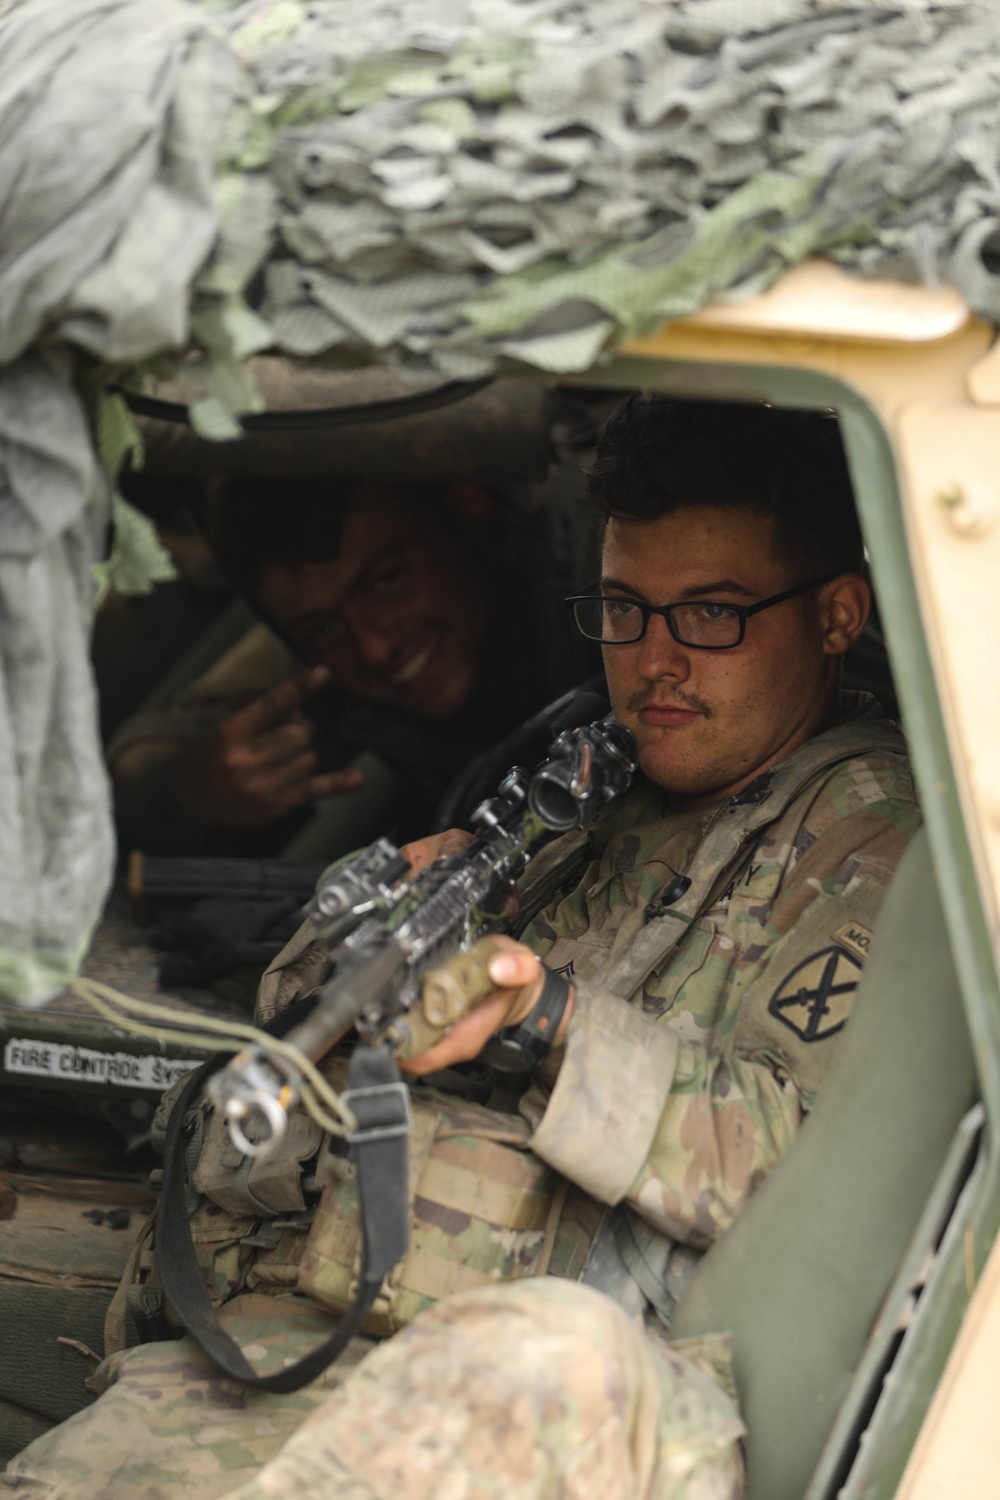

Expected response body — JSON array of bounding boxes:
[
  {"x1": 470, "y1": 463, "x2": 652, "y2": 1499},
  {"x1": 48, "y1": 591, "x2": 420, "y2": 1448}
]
[
  {"x1": 155, "y1": 1061, "x2": 580, "y2": 1339},
  {"x1": 298, "y1": 1089, "x2": 564, "y2": 1337},
  {"x1": 143, "y1": 1063, "x2": 330, "y2": 1322}
]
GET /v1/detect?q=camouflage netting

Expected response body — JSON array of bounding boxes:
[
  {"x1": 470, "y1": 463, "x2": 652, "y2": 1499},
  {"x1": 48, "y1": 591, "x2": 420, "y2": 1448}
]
[
  {"x1": 202, "y1": 0, "x2": 1000, "y2": 393},
  {"x1": 1, "y1": 0, "x2": 999, "y2": 997},
  {"x1": 0, "y1": 0, "x2": 237, "y2": 1001}
]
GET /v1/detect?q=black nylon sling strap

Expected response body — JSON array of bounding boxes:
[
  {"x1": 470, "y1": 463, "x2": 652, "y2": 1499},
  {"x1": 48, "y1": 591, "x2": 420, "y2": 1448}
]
[{"x1": 157, "y1": 1003, "x2": 410, "y2": 1394}]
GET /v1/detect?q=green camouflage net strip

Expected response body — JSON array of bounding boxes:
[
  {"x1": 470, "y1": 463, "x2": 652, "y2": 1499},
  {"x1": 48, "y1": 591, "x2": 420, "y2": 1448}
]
[{"x1": 167, "y1": 0, "x2": 1000, "y2": 401}]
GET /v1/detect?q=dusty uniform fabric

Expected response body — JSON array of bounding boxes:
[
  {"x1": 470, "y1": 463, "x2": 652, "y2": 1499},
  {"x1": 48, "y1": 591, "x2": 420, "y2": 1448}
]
[
  {"x1": 520, "y1": 695, "x2": 920, "y2": 1252},
  {"x1": 224, "y1": 1282, "x2": 744, "y2": 1500},
  {"x1": 0, "y1": 1295, "x2": 373, "y2": 1500},
  {"x1": 3, "y1": 1286, "x2": 742, "y2": 1500},
  {"x1": 1, "y1": 698, "x2": 918, "y2": 1499}
]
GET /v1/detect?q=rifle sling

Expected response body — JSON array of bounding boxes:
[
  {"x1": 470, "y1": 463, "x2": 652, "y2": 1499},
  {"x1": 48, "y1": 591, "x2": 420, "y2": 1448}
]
[{"x1": 157, "y1": 997, "x2": 410, "y2": 1393}]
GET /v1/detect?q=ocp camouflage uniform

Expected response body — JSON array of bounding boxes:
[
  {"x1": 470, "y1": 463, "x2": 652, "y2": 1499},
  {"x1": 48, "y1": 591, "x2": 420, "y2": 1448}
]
[
  {"x1": 518, "y1": 693, "x2": 918, "y2": 1262},
  {"x1": 2, "y1": 695, "x2": 919, "y2": 1500}
]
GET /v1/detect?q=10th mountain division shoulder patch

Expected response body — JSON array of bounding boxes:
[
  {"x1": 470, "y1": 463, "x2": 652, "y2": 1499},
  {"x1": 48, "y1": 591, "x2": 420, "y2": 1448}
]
[{"x1": 767, "y1": 946, "x2": 863, "y2": 1042}]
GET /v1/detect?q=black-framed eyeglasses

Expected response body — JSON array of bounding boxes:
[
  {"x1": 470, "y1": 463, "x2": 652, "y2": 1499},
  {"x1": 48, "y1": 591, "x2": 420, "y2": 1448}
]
[{"x1": 567, "y1": 574, "x2": 839, "y2": 650}]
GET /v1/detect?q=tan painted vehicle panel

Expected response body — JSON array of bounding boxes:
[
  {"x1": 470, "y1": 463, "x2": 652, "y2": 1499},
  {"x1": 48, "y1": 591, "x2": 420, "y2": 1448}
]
[{"x1": 894, "y1": 1226, "x2": 1000, "y2": 1500}]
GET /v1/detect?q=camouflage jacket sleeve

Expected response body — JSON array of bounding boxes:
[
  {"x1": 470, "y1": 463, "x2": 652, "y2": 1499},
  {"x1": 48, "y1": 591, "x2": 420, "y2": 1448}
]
[{"x1": 525, "y1": 777, "x2": 921, "y2": 1250}]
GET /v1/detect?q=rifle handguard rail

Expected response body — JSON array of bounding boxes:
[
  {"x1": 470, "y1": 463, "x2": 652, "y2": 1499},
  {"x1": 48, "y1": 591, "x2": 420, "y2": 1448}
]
[{"x1": 211, "y1": 712, "x2": 636, "y2": 1157}]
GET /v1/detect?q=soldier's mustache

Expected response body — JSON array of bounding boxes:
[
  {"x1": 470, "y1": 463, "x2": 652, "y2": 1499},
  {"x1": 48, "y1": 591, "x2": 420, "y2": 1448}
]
[{"x1": 625, "y1": 687, "x2": 711, "y2": 715}]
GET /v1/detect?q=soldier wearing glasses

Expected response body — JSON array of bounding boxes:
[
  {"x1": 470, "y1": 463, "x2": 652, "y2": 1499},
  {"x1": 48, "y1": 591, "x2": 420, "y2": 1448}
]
[
  {"x1": 369, "y1": 393, "x2": 921, "y2": 1497},
  {"x1": 5, "y1": 395, "x2": 920, "y2": 1500}
]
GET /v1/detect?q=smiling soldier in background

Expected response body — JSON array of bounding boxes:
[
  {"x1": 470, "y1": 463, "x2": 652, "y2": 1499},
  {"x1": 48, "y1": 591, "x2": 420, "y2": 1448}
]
[
  {"x1": 110, "y1": 477, "x2": 590, "y2": 855},
  {"x1": 6, "y1": 395, "x2": 922, "y2": 1500}
]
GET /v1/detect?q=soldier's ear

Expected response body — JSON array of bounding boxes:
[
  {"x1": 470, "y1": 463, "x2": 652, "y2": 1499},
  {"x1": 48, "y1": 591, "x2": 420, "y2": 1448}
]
[{"x1": 820, "y1": 574, "x2": 870, "y2": 657}]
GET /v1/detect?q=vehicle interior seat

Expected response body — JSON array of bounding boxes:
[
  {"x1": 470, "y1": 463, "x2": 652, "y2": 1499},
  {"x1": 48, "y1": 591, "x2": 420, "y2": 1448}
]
[{"x1": 671, "y1": 824, "x2": 978, "y2": 1499}]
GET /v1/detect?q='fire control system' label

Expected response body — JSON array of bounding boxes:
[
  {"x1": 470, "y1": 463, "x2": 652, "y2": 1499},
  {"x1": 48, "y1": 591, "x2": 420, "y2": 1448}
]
[{"x1": 5, "y1": 1038, "x2": 197, "y2": 1091}]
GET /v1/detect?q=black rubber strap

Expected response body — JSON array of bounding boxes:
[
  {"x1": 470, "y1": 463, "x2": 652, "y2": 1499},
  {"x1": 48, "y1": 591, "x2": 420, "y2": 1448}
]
[
  {"x1": 157, "y1": 1003, "x2": 410, "y2": 1393},
  {"x1": 480, "y1": 965, "x2": 571, "y2": 1073}
]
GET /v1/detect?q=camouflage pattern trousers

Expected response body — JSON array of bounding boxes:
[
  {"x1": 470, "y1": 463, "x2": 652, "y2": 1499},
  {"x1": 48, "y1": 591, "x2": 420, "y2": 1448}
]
[{"x1": 2, "y1": 1280, "x2": 744, "y2": 1500}]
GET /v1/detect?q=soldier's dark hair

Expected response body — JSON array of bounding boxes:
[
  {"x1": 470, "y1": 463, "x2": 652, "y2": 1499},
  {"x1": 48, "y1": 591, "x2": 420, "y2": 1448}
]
[
  {"x1": 202, "y1": 476, "x2": 445, "y2": 597},
  {"x1": 588, "y1": 394, "x2": 865, "y2": 577}
]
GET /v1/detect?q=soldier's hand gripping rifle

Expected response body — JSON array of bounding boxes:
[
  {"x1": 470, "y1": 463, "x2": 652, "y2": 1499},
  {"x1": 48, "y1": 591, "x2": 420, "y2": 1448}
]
[{"x1": 209, "y1": 713, "x2": 636, "y2": 1158}]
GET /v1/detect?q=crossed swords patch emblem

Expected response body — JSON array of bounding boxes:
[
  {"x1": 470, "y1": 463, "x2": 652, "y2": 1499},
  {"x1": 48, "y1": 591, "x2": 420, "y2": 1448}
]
[{"x1": 767, "y1": 945, "x2": 863, "y2": 1042}]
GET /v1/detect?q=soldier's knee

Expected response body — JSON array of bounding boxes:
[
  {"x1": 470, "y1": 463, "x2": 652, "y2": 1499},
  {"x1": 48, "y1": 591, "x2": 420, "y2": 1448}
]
[
  {"x1": 252, "y1": 1283, "x2": 745, "y2": 1500},
  {"x1": 384, "y1": 1278, "x2": 644, "y2": 1382},
  {"x1": 337, "y1": 1278, "x2": 673, "y2": 1461}
]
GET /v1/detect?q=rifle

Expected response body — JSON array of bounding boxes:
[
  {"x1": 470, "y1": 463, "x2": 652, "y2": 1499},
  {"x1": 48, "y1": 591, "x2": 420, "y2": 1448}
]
[{"x1": 209, "y1": 711, "x2": 636, "y2": 1158}]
